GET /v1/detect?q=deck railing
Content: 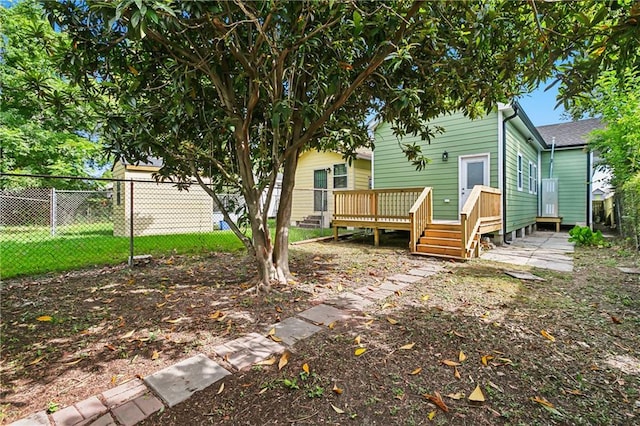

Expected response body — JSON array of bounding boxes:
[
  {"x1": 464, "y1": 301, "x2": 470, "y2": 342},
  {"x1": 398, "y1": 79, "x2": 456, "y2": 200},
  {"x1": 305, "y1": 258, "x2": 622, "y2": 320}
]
[
  {"x1": 408, "y1": 187, "x2": 433, "y2": 252},
  {"x1": 459, "y1": 185, "x2": 501, "y2": 256},
  {"x1": 333, "y1": 187, "x2": 425, "y2": 222}
]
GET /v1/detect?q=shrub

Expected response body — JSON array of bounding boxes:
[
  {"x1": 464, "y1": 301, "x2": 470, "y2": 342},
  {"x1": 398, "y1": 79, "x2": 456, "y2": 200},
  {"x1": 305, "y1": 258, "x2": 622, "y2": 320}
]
[{"x1": 568, "y1": 225, "x2": 609, "y2": 247}]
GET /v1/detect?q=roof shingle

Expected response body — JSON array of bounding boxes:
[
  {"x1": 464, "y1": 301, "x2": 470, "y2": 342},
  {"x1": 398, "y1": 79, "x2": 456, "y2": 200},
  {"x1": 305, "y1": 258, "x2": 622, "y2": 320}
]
[{"x1": 536, "y1": 118, "x2": 603, "y2": 148}]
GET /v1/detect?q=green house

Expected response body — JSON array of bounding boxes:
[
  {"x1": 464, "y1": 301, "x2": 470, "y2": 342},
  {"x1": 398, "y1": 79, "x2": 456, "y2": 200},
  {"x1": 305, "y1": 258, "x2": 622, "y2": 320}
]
[{"x1": 332, "y1": 102, "x2": 601, "y2": 259}]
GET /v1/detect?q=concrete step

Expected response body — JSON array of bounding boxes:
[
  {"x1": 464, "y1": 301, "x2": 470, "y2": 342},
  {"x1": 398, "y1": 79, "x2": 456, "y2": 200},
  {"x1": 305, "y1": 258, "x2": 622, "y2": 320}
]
[{"x1": 297, "y1": 222, "x2": 322, "y2": 229}]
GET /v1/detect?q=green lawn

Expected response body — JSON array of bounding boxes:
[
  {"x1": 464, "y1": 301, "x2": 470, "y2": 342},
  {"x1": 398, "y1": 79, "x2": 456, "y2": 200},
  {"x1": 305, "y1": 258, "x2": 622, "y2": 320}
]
[{"x1": 0, "y1": 221, "x2": 334, "y2": 279}]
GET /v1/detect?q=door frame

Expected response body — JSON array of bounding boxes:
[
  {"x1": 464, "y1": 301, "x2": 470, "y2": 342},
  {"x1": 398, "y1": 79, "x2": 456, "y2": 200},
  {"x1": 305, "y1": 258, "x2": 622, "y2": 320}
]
[
  {"x1": 458, "y1": 153, "x2": 490, "y2": 212},
  {"x1": 313, "y1": 168, "x2": 329, "y2": 212}
]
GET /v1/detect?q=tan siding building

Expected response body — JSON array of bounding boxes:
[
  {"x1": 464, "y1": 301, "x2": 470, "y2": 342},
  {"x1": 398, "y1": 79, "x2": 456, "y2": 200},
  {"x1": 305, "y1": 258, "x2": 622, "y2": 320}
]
[
  {"x1": 291, "y1": 149, "x2": 371, "y2": 228},
  {"x1": 112, "y1": 160, "x2": 214, "y2": 237}
]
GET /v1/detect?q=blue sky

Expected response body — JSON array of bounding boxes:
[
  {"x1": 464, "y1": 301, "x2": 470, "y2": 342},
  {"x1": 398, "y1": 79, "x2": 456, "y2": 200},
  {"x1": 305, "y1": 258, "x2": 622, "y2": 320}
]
[{"x1": 518, "y1": 82, "x2": 569, "y2": 127}]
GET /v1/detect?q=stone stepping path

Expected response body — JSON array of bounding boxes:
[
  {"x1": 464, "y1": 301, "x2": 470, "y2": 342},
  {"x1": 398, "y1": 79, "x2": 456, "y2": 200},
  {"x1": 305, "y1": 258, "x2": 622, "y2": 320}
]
[
  {"x1": 9, "y1": 261, "x2": 446, "y2": 426},
  {"x1": 145, "y1": 354, "x2": 230, "y2": 407}
]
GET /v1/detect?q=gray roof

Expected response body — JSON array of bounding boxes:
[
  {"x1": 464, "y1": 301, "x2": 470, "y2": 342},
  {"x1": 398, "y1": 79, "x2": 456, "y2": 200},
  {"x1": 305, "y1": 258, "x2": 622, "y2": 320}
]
[
  {"x1": 121, "y1": 156, "x2": 164, "y2": 168},
  {"x1": 536, "y1": 118, "x2": 603, "y2": 148}
]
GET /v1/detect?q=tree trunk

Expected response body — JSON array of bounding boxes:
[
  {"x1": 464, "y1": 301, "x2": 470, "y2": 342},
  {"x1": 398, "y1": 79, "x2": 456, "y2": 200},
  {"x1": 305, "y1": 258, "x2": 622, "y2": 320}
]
[{"x1": 273, "y1": 149, "x2": 300, "y2": 283}]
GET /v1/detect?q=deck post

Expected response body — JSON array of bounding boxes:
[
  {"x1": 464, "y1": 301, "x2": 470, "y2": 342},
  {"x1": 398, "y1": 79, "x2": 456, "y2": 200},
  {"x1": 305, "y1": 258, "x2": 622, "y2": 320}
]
[
  {"x1": 374, "y1": 228, "x2": 379, "y2": 246},
  {"x1": 333, "y1": 225, "x2": 339, "y2": 241}
]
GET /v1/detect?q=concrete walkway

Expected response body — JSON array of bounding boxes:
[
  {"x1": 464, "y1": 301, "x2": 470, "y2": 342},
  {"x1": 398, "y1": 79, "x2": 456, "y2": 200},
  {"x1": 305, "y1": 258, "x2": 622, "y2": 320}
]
[
  {"x1": 10, "y1": 265, "x2": 446, "y2": 426},
  {"x1": 480, "y1": 231, "x2": 574, "y2": 272}
]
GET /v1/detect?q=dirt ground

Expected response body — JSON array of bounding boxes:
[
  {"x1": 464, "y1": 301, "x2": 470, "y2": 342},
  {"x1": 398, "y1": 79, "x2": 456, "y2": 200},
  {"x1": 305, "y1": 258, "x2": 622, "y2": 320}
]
[{"x1": 1, "y1": 232, "x2": 639, "y2": 425}]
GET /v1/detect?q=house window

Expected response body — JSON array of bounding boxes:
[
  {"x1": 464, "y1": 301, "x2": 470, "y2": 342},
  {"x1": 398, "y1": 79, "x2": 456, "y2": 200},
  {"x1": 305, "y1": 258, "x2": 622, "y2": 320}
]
[
  {"x1": 517, "y1": 153, "x2": 523, "y2": 191},
  {"x1": 333, "y1": 164, "x2": 348, "y2": 189},
  {"x1": 529, "y1": 162, "x2": 538, "y2": 194}
]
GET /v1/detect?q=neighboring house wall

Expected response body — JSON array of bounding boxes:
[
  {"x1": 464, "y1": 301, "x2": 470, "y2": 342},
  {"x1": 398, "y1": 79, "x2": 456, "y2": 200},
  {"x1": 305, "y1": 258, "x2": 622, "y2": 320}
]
[
  {"x1": 541, "y1": 148, "x2": 589, "y2": 226},
  {"x1": 112, "y1": 163, "x2": 214, "y2": 237},
  {"x1": 291, "y1": 150, "x2": 370, "y2": 227},
  {"x1": 373, "y1": 111, "x2": 499, "y2": 221},
  {"x1": 504, "y1": 122, "x2": 540, "y2": 233}
]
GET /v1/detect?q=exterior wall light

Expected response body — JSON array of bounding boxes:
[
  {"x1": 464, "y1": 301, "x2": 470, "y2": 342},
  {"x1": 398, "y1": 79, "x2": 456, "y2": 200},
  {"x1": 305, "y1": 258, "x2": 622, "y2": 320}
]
[{"x1": 442, "y1": 151, "x2": 449, "y2": 162}]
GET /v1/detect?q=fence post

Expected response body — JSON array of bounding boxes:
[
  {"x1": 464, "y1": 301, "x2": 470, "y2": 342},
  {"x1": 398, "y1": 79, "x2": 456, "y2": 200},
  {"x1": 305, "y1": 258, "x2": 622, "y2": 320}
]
[
  {"x1": 128, "y1": 180, "x2": 134, "y2": 267},
  {"x1": 50, "y1": 188, "x2": 57, "y2": 236}
]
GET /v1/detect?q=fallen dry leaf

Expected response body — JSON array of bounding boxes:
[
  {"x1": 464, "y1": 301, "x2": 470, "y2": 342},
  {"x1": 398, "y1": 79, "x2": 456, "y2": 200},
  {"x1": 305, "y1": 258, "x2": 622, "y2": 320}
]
[
  {"x1": 331, "y1": 404, "x2": 345, "y2": 414},
  {"x1": 258, "y1": 387, "x2": 268, "y2": 395},
  {"x1": 454, "y1": 366, "x2": 461, "y2": 379},
  {"x1": 165, "y1": 317, "x2": 186, "y2": 324},
  {"x1": 332, "y1": 384, "x2": 343, "y2": 395},
  {"x1": 269, "y1": 334, "x2": 283, "y2": 343},
  {"x1": 428, "y1": 410, "x2": 436, "y2": 420},
  {"x1": 121, "y1": 330, "x2": 135, "y2": 339},
  {"x1": 441, "y1": 360, "x2": 461, "y2": 367},
  {"x1": 540, "y1": 329, "x2": 556, "y2": 342},
  {"x1": 278, "y1": 351, "x2": 290, "y2": 370},
  {"x1": 327, "y1": 321, "x2": 337, "y2": 330},
  {"x1": 452, "y1": 330, "x2": 466, "y2": 338},
  {"x1": 302, "y1": 363, "x2": 310, "y2": 374},
  {"x1": 354, "y1": 335, "x2": 361, "y2": 345},
  {"x1": 267, "y1": 328, "x2": 276, "y2": 336},
  {"x1": 151, "y1": 350, "x2": 159, "y2": 360},
  {"x1": 531, "y1": 396, "x2": 554, "y2": 408},
  {"x1": 28, "y1": 356, "x2": 44, "y2": 366},
  {"x1": 446, "y1": 392, "x2": 465, "y2": 400},
  {"x1": 611, "y1": 315, "x2": 622, "y2": 324},
  {"x1": 459, "y1": 351, "x2": 467, "y2": 362},
  {"x1": 105, "y1": 344, "x2": 116, "y2": 351},
  {"x1": 469, "y1": 385, "x2": 486, "y2": 403},
  {"x1": 36, "y1": 315, "x2": 53, "y2": 322},
  {"x1": 386, "y1": 317, "x2": 399, "y2": 325},
  {"x1": 354, "y1": 348, "x2": 367, "y2": 356},
  {"x1": 409, "y1": 367, "x2": 422, "y2": 375},
  {"x1": 254, "y1": 357, "x2": 276, "y2": 366},
  {"x1": 63, "y1": 358, "x2": 83, "y2": 366},
  {"x1": 363, "y1": 319, "x2": 374, "y2": 326},
  {"x1": 217, "y1": 383, "x2": 224, "y2": 395},
  {"x1": 481, "y1": 355, "x2": 494, "y2": 366},
  {"x1": 399, "y1": 342, "x2": 415, "y2": 350},
  {"x1": 424, "y1": 391, "x2": 449, "y2": 412},
  {"x1": 421, "y1": 294, "x2": 430, "y2": 302},
  {"x1": 209, "y1": 311, "x2": 223, "y2": 319}
]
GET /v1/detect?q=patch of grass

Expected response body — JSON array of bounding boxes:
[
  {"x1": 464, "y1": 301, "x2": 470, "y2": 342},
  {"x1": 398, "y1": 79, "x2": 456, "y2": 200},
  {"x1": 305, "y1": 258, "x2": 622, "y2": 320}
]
[{"x1": 1, "y1": 221, "x2": 332, "y2": 279}]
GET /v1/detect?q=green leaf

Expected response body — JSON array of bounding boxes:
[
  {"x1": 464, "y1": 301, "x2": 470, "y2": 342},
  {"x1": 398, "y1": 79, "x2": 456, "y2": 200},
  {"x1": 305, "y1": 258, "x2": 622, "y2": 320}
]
[{"x1": 353, "y1": 10, "x2": 362, "y2": 36}]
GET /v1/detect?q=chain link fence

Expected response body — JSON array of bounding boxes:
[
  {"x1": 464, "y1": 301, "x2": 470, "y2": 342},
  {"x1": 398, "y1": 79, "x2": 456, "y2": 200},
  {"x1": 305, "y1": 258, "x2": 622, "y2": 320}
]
[
  {"x1": 616, "y1": 172, "x2": 640, "y2": 249},
  {"x1": 0, "y1": 174, "x2": 341, "y2": 280}
]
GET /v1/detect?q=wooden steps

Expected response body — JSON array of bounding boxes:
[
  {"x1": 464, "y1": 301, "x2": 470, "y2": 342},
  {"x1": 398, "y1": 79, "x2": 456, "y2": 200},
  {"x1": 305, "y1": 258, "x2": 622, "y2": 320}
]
[{"x1": 414, "y1": 221, "x2": 479, "y2": 260}]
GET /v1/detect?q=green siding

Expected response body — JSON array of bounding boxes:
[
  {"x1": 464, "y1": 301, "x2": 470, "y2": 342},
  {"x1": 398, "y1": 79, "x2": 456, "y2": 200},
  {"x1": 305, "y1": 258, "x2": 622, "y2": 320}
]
[
  {"x1": 504, "y1": 123, "x2": 539, "y2": 233},
  {"x1": 541, "y1": 149, "x2": 588, "y2": 225},
  {"x1": 374, "y1": 111, "x2": 499, "y2": 220}
]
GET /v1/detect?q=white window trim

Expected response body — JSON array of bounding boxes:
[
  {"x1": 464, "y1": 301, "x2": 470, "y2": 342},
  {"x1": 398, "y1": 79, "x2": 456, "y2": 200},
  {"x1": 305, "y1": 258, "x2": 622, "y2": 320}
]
[
  {"x1": 529, "y1": 161, "x2": 538, "y2": 194},
  {"x1": 333, "y1": 163, "x2": 348, "y2": 189},
  {"x1": 517, "y1": 152, "x2": 523, "y2": 191}
]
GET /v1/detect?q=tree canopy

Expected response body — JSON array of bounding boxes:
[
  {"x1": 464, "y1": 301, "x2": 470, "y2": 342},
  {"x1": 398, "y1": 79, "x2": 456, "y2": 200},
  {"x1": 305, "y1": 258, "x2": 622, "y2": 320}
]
[
  {"x1": 43, "y1": 0, "x2": 640, "y2": 288},
  {"x1": 573, "y1": 70, "x2": 640, "y2": 187},
  {"x1": 0, "y1": 0, "x2": 105, "y2": 189}
]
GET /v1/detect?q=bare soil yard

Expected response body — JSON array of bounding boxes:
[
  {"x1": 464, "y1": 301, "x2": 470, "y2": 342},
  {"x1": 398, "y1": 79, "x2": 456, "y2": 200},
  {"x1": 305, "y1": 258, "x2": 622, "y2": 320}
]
[{"x1": 1, "y1": 233, "x2": 639, "y2": 425}]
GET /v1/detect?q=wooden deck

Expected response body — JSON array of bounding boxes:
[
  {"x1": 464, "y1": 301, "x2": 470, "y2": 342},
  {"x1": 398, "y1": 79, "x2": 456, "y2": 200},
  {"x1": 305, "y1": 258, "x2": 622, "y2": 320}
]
[
  {"x1": 332, "y1": 187, "x2": 424, "y2": 246},
  {"x1": 333, "y1": 186, "x2": 502, "y2": 259}
]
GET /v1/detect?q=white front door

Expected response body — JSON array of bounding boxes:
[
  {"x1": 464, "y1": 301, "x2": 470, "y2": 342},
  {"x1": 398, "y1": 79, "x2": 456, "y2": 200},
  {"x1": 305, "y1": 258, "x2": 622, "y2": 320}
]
[{"x1": 459, "y1": 154, "x2": 490, "y2": 211}]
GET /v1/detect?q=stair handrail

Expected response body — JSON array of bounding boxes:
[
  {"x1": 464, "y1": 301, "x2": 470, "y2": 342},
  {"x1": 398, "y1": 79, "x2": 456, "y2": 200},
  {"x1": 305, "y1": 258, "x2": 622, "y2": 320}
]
[
  {"x1": 408, "y1": 187, "x2": 433, "y2": 253},
  {"x1": 459, "y1": 185, "x2": 501, "y2": 257}
]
